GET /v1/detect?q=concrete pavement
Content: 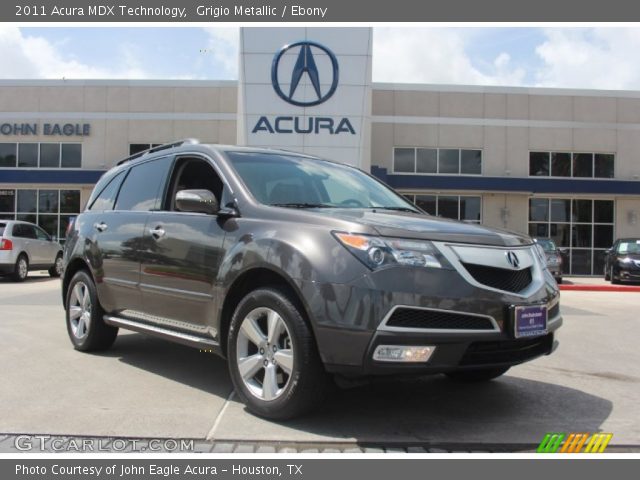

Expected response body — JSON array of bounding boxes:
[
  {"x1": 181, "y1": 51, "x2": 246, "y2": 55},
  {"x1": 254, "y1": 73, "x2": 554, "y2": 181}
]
[{"x1": 1, "y1": 274, "x2": 638, "y2": 450}]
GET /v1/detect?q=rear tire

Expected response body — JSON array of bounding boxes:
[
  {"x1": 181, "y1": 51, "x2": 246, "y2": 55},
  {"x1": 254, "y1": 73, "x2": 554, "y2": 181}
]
[
  {"x1": 49, "y1": 253, "x2": 63, "y2": 278},
  {"x1": 227, "y1": 287, "x2": 328, "y2": 420},
  {"x1": 445, "y1": 366, "x2": 510, "y2": 382},
  {"x1": 556, "y1": 277, "x2": 563, "y2": 284},
  {"x1": 12, "y1": 254, "x2": 28, "y2": 282},
  {"x1": 65, "y1": 270, "x2": 118, "y2": 351}
]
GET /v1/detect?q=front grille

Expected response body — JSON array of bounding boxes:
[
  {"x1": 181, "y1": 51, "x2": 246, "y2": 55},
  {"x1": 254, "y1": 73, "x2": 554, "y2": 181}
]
[
  {"x1": 386, "y1": 307, "x2": 495, "y2": 330},
  {"x1": 460, "y1": 334, "x2": 553, "y2": 366},
  {"x1": 462, "y1": 263, "x2": 532, "y2": 293},
  {"x1": 548, "y1": 302, "x2": 560, "y2": 320}
]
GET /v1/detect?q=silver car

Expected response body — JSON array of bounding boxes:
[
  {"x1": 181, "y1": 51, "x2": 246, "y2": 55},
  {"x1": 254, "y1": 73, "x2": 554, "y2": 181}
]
[{"x1": 0, "y1": 220, "x2": 64, "y2": 282}]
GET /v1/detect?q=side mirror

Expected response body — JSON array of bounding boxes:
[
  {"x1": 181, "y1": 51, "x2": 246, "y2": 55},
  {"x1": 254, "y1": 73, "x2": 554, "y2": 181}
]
[{"x1": 176, "y1": 189, "x2": 219, "y2": 215}]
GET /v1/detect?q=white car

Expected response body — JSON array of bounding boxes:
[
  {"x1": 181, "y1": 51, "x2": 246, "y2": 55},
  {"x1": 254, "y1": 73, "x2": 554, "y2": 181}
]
[{"x1": 0, "y1": 220, "x2": 63, "y2": 282}]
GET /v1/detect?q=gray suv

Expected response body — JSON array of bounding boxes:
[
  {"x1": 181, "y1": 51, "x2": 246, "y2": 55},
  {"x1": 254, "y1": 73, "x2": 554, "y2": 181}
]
[
  {"x1": 0, "y1": 220, "x2": 64, "y2": 281},
  {"x1": 62, "y1": 140, "x2": 562, "y2": 419}
]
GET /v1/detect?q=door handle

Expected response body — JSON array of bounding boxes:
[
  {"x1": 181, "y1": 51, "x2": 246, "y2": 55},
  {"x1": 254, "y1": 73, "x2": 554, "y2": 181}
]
[
  {"x1": 150, "y1": 227, "x2": 165, "y2": 239},
  {"x1": 94, "y1": 222, "x2": 108, "y2": 232}
]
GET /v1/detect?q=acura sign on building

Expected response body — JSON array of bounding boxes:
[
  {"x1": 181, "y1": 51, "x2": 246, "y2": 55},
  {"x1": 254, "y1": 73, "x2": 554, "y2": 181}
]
[{"x1": 237, "y1": 28, "x2": 372, "y2": 169}]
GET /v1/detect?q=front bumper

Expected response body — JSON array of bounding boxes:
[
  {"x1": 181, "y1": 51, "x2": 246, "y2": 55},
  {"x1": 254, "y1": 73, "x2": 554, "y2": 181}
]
[
  {"x1": 298, "y1": 243, "x2": 562, "y2": 376},
  {"x1": 615, "y1": 263, "x2": 640, "y2": 282}
]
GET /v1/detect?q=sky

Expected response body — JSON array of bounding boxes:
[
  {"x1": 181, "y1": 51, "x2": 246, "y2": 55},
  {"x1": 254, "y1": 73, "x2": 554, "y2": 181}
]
[{"x1": 2, "y1": 26, "x2": 640, "y2": 90}]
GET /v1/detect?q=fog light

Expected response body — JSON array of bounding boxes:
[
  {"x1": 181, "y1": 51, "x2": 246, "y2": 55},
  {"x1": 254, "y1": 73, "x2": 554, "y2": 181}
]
[{"x1": 373, "y1": 345, "x2": 435, "y2": 363}]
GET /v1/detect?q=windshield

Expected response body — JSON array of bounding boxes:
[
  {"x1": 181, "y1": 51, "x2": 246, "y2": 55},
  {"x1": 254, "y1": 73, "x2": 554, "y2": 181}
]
[
  {"x1": 617, "y1": 240, "x2": 640, "y2": 254},
  {"x1": 226, "y1": 151, "x2": 419, "y2": 212},
  {"x1": 536, "y1": 238, "x2": 556, "y2": 252}
]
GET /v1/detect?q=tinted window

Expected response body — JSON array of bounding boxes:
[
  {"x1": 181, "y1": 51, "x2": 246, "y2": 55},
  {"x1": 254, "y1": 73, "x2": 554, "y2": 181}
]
[
  {"x1": 17, "y1": 190, "x2": 37, "y2": 213},
  {"x1": 14, "y1": 224, "x2": 36, "y2": 239},
  {"x1": 0, "y1": 223, "x2": 5, "y2": 235},
  {"x1": 115, "y1": 157, "x2": 172, "y2": 211},
  {"x1": 60, "y1": 190, "x2": 81, "y2": 213},
  {"x1": 551, "y1": 152, "x2": 571, "y2": 177},
  {"x1": 460, "y1": 150, "x2": 482, "y2": 174},
  {"x1": 573, "y1": 153, "x2": 593, "y2": 177},
  {"x1": 0, "y1": 143, "x2": 17, "y2": 167},
  {"x1": 530, "y1": 152, "x2": 550, "y2": 176},
  {"x1": 40, "y1": 143, "x2": 60, "y2": 168},
  {"x1": 39, "y1": 190, "x2": 59, "y2": 213},
  {"x1": 35, "y1": 226, "x2": 50, "y2": 241},
  {"x1": 594, "y1": 154, "x2": 614, "y2": 178},
  {"x1": 416, "y1": 149, "x2": 437, "y2": 173},
  {"x1": 438, "y1": 150, "x2": 459, "y2": 174},
  {"x1": 394, "y1": 148, "x2": 415, "y2": 173},
  {"x1": 0, "y1": 190, "x2": 15, "y2": 212},
  {"x1": 18, "y1": 144, "x2": 38, "y2": 168},
  {"x1": 61, "y1": 144, "x2": 82, "y2": 168},
  {"x1": 89, "y1": 171, "x2": 125, "y2": 211}
]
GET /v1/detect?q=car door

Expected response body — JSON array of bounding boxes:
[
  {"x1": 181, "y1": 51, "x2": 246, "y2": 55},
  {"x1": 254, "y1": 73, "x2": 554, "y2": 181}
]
[
  {"x1": 19, "y1": 224, "x2": 42, "y2": 265},
  {"x1": 138, "y1": 155, "x2": 227, "y2": 336},
  {"x1": 84, "y1": 156, "x2": 173, "y2": 315},
  {"x1": 33, "y1": 225, "x2": 57, "y2": 266}
]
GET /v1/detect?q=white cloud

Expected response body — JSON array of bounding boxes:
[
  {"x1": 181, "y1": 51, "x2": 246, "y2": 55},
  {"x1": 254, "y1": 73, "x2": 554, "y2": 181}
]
[
  {"x1": 202, "y1": 28, "x2": 239, "y2": 79},
  {"x1": 0, "y1": 26, "x2": 146, "y2": 79},
  {"x1": 372, "y1": 28, "x2": 526, "y2": 86},
  {"x1": 534, "y1": 28, "x2": 640, "y2": 89}
]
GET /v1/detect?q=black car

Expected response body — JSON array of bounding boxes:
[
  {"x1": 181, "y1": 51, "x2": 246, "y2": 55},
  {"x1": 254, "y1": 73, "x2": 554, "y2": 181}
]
[
  {"x1": 533, "y1": 238, "x2": 563, "y2": 284},
  {"x1": 61, "y1": 140, "x2": 562, "y2": 419},
  {"x1": 604, "y1": 238, "x2": 640, "y2": 284}
]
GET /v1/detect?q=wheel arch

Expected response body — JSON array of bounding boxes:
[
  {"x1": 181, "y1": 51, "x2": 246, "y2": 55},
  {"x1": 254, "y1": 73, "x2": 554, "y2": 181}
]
[{"x1": 62, "y1": 257, "x2": 94, "y2": 308}]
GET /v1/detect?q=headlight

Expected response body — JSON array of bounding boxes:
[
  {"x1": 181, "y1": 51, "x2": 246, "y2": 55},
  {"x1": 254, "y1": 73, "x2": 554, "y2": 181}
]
[
  {"x1": 333, "y1": 232, "x2": 443, "y2": 270},
  {"x1": 619, "y1": 257, "x2": 633, "y2": 264}
]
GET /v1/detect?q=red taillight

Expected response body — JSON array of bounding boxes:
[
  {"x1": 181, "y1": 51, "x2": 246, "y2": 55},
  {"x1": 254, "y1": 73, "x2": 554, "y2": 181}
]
[{"x1": 0, "y1": 238, "x2": 12, "y2": 250}]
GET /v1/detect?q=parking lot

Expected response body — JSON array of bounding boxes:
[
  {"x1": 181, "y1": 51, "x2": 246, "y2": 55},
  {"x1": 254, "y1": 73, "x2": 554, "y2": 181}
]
[{"x1": 1, "y1": 274, "x2": 639, "y2": 452}]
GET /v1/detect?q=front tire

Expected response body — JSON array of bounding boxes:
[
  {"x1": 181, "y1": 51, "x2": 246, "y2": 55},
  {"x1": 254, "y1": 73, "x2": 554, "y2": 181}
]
[
  {"x1": 12, "y1": 254, "x2": 28, "y2": 282},
  {"x1": 65, "y1": 270, "x2": 118, "y2": 351},
  {"x1": 445, "y1": 366, "x2": 510, "y2": 382},
  {"x1": 227, "y1": 287, "x2": 328, "y2": 420},
  {"x1": 49, "y1": 253, "x2": 63, "y2": 278},
  {"x1": 610, "y1": 266, "x2": 620, "y2": 284}
]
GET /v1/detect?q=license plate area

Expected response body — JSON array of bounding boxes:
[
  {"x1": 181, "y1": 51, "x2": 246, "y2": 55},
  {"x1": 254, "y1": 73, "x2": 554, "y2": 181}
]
[{"x1": 513, "y1": 305, "x2": 548, "y2": 338}]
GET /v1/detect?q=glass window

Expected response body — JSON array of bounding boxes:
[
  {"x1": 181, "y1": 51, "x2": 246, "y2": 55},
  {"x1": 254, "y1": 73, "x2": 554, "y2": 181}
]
[
  {"x1": 17, "y1": 190, "x2": 37, "y2": 213},
  {"x1": 39, "y1": 143, "x2": 60, "y2": 168},
  {"x1": 21, "y1": 224, "x2": 37, "y2": 239},
  {"x1": 529, "y1": 223, "x2": 549, "y2": 238},
  {"x1": 61, "y1": 144, "x2": 82, "y2": 168},
  {"x1": 0, "y1": 143, "x2": 17, "y2": 167},
  {"x1": 0, "y1": 190, "x2": 15, "y2": 212},
  {"x1": 572, "y1": 224, "x2": 593, "y2": 248},
  {"x1": 35, "y1": 226, "x2": 50, "y2": 241},
  {"x1": 60, "y1": 190, "x2": 81, "y2": 213},
  {"x1": 16, "y1": 214, "x2": 36, "y2": 224},
  {"x1": 572, "y1": 153, "x2": 593, "y2": 178},
  {"x1": 438, "y1": 149, "x2": 459, "y2": 174},
  {"x1": 594, "y1": 200, "x2": 614, "y2": 223},
  {"x1": 460, "y1": 196, "x2": 481, "y2": 222},
  {"x1": 38, "y1": 215, "x2": 58, "y2": 238},
  {"x1": 594, "y1": 154, "x2": 614, "y2": 178},
  {"x1": 551, "y1": 152, "x2": 571, "y2": 177},
  {"x1": 38, "y1": 190, "x2": 58, "y2": 213},
  {"x1": 572, "y1": 200, "x2": 592, "y2": 223},
  {"x1": 0, "y1": 223, "x2": 5, "y2": 235},
  {"x1": 437, "y1": 196, "x2": 458, "y2": 219},
  {"x1": 415, "y1": 195, "x2": 436, "y2": 215},
  {"x1": 594, "y1": 225, "x2": 614, "y2": 248},
  {"x1": 115, "y1": 157, "x2": 173, "y2": 212},
  {"x1": 393, "y1": 148, "x2": 415, "y2": 173},
  {"x1": 550, "y1": 223, "x2": 570, "y2": 248},
  {"x1": 529, "y1": 198, "x2": 549, "y2": 222},
  {"x1": 416, "y1": 149, "x2": 437, "y2": 174},
  {"x1": 460, "y1": 150, "x2": 482, "y2": 174},
  {"x1": 593, "y1": 250, "x2": 607, "y2": 276},
  {"x1": 571, "y1": 249, "x2": 592, "y2": 275},
  {"x1": 18, "y1": 144, "x2": 38, "y2": 168},
  {"x1": 551, "y1": 199, "x2": 571, "y2": 222},
  {"x1": 529, "y1": 152, "x2": 550, "y2": 176}
]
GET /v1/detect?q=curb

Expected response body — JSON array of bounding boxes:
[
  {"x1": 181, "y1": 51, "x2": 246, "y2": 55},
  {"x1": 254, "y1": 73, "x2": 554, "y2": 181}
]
[{"x1": 559, "y1": 285, "x2": 640, "y2": 292}]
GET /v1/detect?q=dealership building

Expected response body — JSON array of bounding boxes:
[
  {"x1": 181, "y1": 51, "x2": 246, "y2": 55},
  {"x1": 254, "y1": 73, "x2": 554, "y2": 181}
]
[{"x1": 1, "y1": 27, "x2": 639, "y2": 276}]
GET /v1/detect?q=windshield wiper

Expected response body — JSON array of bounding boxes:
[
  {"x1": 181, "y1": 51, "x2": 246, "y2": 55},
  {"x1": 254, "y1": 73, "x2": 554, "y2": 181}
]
[
  {"x1": 270, "y1": 202, "x2": 334, "y2": 208},
  {"x1": 368, "y1": 206, "x2": 419, "y2": 213}
]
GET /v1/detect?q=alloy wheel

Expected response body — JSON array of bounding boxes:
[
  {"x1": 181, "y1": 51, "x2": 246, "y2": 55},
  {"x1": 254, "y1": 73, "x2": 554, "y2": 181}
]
[
  {"x1": 68, "y1": 282, "x2": 92, "y2": 340},
  {"x1": 235, "y1": 307, "x2": 294, "y2": 401}
]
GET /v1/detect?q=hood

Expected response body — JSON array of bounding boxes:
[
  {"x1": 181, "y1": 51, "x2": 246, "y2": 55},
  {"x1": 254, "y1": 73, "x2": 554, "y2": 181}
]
[
  {"x1": 616, "y1": 253, "x2": 640, "y2": 260},
  {"x1": 310, "y1": 208, "x2": 532, "y2": 247}
]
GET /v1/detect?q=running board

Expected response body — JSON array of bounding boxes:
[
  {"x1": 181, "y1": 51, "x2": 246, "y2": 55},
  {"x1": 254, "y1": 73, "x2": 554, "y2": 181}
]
[{"x1": 103, "y1": 315, "x2": 219, "y2": 350}]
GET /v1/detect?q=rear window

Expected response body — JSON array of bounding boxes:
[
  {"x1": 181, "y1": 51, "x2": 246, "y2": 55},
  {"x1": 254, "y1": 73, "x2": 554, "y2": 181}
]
[{"x1": 0, "y1": 223, "x2": 5, "y2": 236}]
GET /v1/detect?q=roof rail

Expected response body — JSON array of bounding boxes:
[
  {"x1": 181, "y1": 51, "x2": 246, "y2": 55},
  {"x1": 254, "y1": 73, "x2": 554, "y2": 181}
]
[{"x1": 116, "y1": 138, "x2": 200, "y2": 166}]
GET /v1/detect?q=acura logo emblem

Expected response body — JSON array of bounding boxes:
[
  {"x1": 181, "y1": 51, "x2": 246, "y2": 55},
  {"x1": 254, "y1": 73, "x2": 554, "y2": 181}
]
[
  {"x1": 271, "y1": 41, "x2": 339, "y2": 107},
  {"x1": 506, "y1": 251, "x2": 520, "y2": 269}
]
